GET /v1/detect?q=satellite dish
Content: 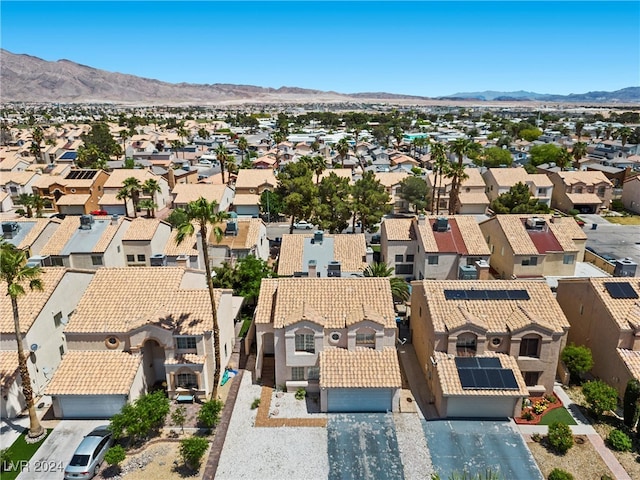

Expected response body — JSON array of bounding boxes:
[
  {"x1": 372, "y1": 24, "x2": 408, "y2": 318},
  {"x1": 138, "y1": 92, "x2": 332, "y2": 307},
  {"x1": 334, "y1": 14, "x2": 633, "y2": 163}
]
[{"x1": 30, "y1": 344, "x2": 39, "y2": 352}]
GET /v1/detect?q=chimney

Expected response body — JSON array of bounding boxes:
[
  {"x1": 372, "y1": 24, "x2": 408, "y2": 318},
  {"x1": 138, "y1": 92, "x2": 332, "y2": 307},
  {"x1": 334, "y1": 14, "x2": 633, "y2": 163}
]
[
  {"x1": 308, "y1": 260, "x2": 317, "y2": 278},
  {"x1": 475, "y1": 259, "x2": 490, "y2": 280},
  {"x1": 365, "y1": 246, "x2": 374, "y2": 265},
  {"x1": 167, "y1": 167, "x2": 176, "y2": 189},
  {"x1": 313, "y1": 230, "x2": 323, "y2": 244},
  {"x1": 417, "y1": 213, "x2": 426, "y2": 226},
  {"x1": 111, "y1": 214, "x2": 119, "y2": 225},
  {"x1": 176, "y1": 254, "x2": 190, "y2": 268}
]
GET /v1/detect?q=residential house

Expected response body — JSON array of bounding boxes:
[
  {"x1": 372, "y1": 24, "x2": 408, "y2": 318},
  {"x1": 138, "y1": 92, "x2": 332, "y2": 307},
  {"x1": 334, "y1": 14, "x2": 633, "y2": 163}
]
[
  {"x1": 31, "y1": 169, "x2": 109, "y2": 215},
  {"x1": 427, "y1": 168, "x2": 490, "y2": 214},
  {"x1": 122, "y1": 218, "x2": 172, "y2": 267},
  {"x1": 209, "y1": 217, "x2": 269, "y2": 267},
  {"x1": 380, "y1": 215, "x2": 490, "y2": 281},
  {"x1": 254, "y1": 277, "x2": 402, "y2": 412},
  {"x1": 482, "y1": 168, "x2": 553, "y2": 208},
  {"x1": 39, "y1": 214, "x2": 131, "y2": 269},
  {"x1": 46, "y1": 267, "x2": 239, "y2": 418},
  {"x1": 164, "y1": 225, "x2": 202, "y2": 270},
  {"x1": 621, "y1": 175, "x2": 640, "y2": 214},
  {"x1": 549, "y1": 171, "x2": 613, "y2": 214},
  {"x1": 0, "y1": 192, "x2": 14, "y2": 213},
  {"x1": 277, "y1": 231, "x2": 370, "y2": 278},
  {"x1": 555, "y1": 277, "x2": 640, "y2": 398},
  {"x1": 0, "y1": 268, "x2": 94, "y2": 418},
  {"x1": 479, "y1": 215, "x2": 587, "y2": 280},
  {"x1": 172, "y1": 184, "x2": 233, "y2": 212},
  {"x1": 410, "y1": 280, "x2": 570, "y2": 418},
  {"x1": 375, "y1": 171, "x2": 410, "y2": 213},
  {"x1": 0, "y1": 171, "x2": 41, "y2": 200},
  {"x1": 1, "y1": 218, "x2": 61, "y2": 258},
  {"x1": 101, "y1": 169, "x2": 171, "y2": 217},
  {"x1": 0, "y1": 156, "x2": 31, "y2": 172},
  {"x1": 232, "y1": 169, "x2": 278, "y2": 217}
]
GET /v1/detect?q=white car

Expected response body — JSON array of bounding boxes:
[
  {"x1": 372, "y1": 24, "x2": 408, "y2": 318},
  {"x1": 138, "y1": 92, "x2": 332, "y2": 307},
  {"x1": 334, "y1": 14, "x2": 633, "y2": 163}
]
[
  {"x1": 293, "y1": 220, "x2": 314, "y2": 230},
  {"x1": 197, "y1": 158, "x2": 212, "y2": 166}
]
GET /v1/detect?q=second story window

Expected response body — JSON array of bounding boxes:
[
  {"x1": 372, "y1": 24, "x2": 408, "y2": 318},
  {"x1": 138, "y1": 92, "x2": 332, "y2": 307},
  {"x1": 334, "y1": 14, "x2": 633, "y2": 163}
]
[
  {"x1": 563, "y1": 254, "x2": 575, "y2": 265},
  {"x1": 428, "y1": 255, "x2": 439, "y2": 265},
  {"x1": 176, "y1": 336, "x2": 197, "y2": 350},
  {"x1": 519, "y1": 336, "x2": 540, "y2": 358},
  {"x1": 295, "y1": 333, "x2": 315, "y2": 353},
  {"x1": 91, "y1": 255, "x2": 103, "y2": 266},
  {"x1": 356, "y1": 332, "x2": 375, "y2": 348},
  {"x1": 456, "y1": 333, "x2": 477, "y2": 357}
]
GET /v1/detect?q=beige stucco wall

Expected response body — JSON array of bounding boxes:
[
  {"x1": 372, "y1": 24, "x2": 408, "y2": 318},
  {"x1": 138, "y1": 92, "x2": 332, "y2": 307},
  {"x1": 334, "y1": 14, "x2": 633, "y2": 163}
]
[{"x1": 542, "y1": 251, "x2": 577, "y2": 277}]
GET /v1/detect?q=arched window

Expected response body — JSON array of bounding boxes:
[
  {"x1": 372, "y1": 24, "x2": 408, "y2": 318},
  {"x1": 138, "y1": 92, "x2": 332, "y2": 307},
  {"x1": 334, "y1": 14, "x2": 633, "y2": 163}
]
[
  {"x1": 456, "y1": 333, "x2": 477, "y2": 357},
  {"x1": 355, "y1": 328, "x2": 376, "y2": 348},
  {"x1": 176, "y1": 371, "x2": 198, "y2": 389}
]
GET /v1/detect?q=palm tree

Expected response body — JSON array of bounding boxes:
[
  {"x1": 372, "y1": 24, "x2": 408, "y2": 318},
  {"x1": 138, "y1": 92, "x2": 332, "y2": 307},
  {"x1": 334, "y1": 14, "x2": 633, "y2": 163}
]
[
  {"x1": 197, "y1": 127, "x2": 209, "y2": 141},
  {"x1": 448, "y1": 138, "x2": 475, "y2": 215},
  {"x1": 430, "y1": 142, "x2": 447, "y2": 213},
  {"x1": 122, "y1": 177, "x2": 142, "y2": 217},
  {"x1": 118, "y1": 130, "x2": 128, "y2": 161},
  {"x1": 616, "y1": 127, "x2": 633, "y2": 150},
  {"x1": 31, "y1": 194, "x2": 45, "y2": 218},
  {"x1": 574, "y1": 121, "x2": 584, "y2": 141},
  {"x1": 174, "y1": 198, "x2": 229, "y2": 400},
  {"x1": 336, "y1": 138, "x2": 350, "y2": 168},
  {"x1": 138, "y1": 199, "x2": 158, "y2": 218},
  {"x1": 301, "y1": 155, "x2": 326, "y2": 184},
  {"x1": 30, "y1": 127, "x2": 44, "y2": 164},
  {"x1": 557, "y1": 148, "x2": 573, "y2": 171},
  {"x1": 142, "y1": 178, "x2": 162, "y2": 210},
  {"x1": 116, "y1": 187, "x2": 131, "y2": 217},
  {"x1": 0, "y1": 241, "x2": 45, "y2": 440},
  {"x1": 16, "y1": 193, "x2": 34, "y2": 218},
  {"x1": 572, "y1": 142, "x2": 588, "y2": 162},
  {"x1": 362, "y1": 262, "x2": 409, "y2": 302},
  {"x1": 177, "y1": 126, "x2": 189, "y2": 159},
  {"x1": 237, "y1": 136, "x2": 248, "y2": 164},
  {"x1": 215, "y1": 143, "x2": 229, "y2": 184}
]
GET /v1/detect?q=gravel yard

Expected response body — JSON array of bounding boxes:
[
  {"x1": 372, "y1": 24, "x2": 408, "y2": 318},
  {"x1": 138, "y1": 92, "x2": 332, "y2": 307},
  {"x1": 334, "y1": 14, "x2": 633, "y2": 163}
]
[
  {"x1": 527, "y1": 436, "x2": 613, "y2": 479},
  {"x1": 393, "y1": 413, "x2": 434, "y2": 480}
]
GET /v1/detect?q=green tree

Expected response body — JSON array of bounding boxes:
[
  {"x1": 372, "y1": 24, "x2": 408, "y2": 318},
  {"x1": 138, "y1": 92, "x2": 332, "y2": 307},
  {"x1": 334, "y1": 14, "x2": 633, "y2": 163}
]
[
  {"x1": 277, "y1": 162, "x2": 318, "y2": 234},
  {"x1": 198, "y1": 127, "x2": 209, "y2": 140},
  {"x1": 335, "y1": 137, "x2": 350, "y2": 168},
  {"x1": 175, "y1": 198, "x2": 228, "y2": 400},
  {"x1": 179, "y1": 436, "x2": 210, "y2": 471},
  {"x1": 122, "y1": 177, "x2": 142, "y2": 217},
  {"x1": 490, "y1": 182, "x2": 550, "y2": 214},
  {"x1": 314, "y1": 172, "x2": 352, "y2": 233},
  {"x1": 362, "y1": 262, "x2": 409, "y2": 302},
  {"x1": 142, "y1": 178, "x2": 162, "y2": 212},
  {"x1": 445, "y1": 162, "x2": 469, "y2": 215},
  {"x1": 351, "y1": 171, "x2": 392, "y2": 233},
  {"x1": 138, "y1": 198, "x2": 158, "y2": 218},
  {"x1": 215, "y1": 143, "x2": 230, "y2": 184},
  {"x1": 259, "y1": 189, "x2": 283, "y2": 222},
  {"x1": 622, "y1": 379, "x2": 640, "y2": 430},
  {"x1": 237, "y1": 136, "x2": 248, "y2": 163},
  {"x1": 547, "y1": 421, "x2": 574, "y2": 454},
  {"x1": 572, "y1": 142, "x2": 588, "y2": 161},
  {"x1": 582, "y1": 380, "x2": 618, "y2": 418},
  {"x1": 171, "y1": 405, "x2": 187, "y2": 434},
  {"x1": 519, "y1": 128, "x2": 542, "y2": 142},
  {"x1": 166, "y1": 208, "x2": 188, "y2": 228},
  {"x1": 448, "y1": 138, "x2": 476, "y2": 215},
  {"x1": 300, "y1": 154, "x2": 326, "y2": 184},
  {"x1": 616, "y1": 126, "x2": 633, "y2": 150},
  {"x1": 197, "y1": 399, "x2": 224, "y2": 429},
  {"x1": 76, "y1": 144, "x2": 109, "y2": 170},
  {"x1": 557, "y1": 148, "x2": 573, "y2": 171},
  {"x1": 0, "y1": 242, "x2": 45, "y2": 440},
  {"x1": 104, "y1": 445, "x2": 126, "y2": 474},
  {"x1": 233, "y1": 255, "x2": 276, "y2": 304},
  {"x1": 479, "y1": 147, "x2": 512, "y2": 168},
  {"x1": 123, "y1": 158, "x2": 136, "y2": 169},
  {"x1": 30, "y1": 126, "x2": 44, "y2": 163},
  {"x1": 574, "y1": 121, "x2": 584, "y2": 141},
  {"x1": 80, "y1": 122, "x2": 121, "y2": 160},
  {"x1": 16, "y1": 193, "x2": 34, "y2": 218},
  {"x1": 398, "y1": 176, "x2": 429, "y2": 213},
  {"x1": 548, "y1": 468, "x2": 574, "y2": 480},
  {"x1": 109, "y1": 390, "x2": 170, "y2": 444},
  {"x1": 529, "y1": 143, "x2": 563, "y2": 167},
  {"x1": 430, "y1": 142, "x2": 449, "y2": 213},
  {"x1": 118, "y1": 129, "x2": 128, "y2": 161},
  {"x1": 561, "y1": 344, "x2": 593, "y2": 383}
]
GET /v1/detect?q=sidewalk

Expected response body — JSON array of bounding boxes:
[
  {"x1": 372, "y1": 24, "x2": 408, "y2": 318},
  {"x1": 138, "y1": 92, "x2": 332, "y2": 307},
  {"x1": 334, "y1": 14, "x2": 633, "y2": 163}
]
[{"x1": 396, "y1": 344, "x2": 438, "y2": 420}]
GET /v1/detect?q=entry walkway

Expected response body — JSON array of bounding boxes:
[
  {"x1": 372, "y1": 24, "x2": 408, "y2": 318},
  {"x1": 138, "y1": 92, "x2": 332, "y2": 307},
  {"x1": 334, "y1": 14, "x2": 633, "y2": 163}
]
[{"x1": 396, "y1": 344, "x2": 438, "y2": 420}]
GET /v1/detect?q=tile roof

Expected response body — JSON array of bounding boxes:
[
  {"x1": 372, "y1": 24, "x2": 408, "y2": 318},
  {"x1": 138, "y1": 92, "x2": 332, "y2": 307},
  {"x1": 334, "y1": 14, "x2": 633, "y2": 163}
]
[
  {"x1": 276, "y1": 233, "x2": 367, "y2": 276},
  {"x1": 320, "y1": 347, "x2": 402, "y2": 388},
  {"x1": 433, "y1": 351, "x2": 529, "y2": 397},
  {"x1": 565, "y1": 193, "x2": 605, "y2": 204},
  {"x1": 234, "y1": 169, "x2": 277, "y2": 190},
  {"x1": 55, "y1": 194, "x2": 90, "y2": 206},
  {"x1": 65, "y1": 267, "x2": 222, "y2": 334},
  {"x1": 164, "y1": 227, "x2": 199, "y2": 256},
  {"x1": 40, "y1": 216, "x2": 80, "y2": 255},
  {"x1": 572, "y1": 278, "x2": 640, "y2": 331},
  {"x1": 122, "y1": 218, "x2": 161, "y2": 241},
  {"x1": 458, "y1": 191, "x2": 489, "y2": 205},
  {"x1": 232, "y1": 193, "x2": 260, "y2": 206},
  {"x1": 382, "y1": 218, "x2": 414, "y2": 241},
  {"x1": 494, "y1": 216, "x2": 538, "y2": 255},
  {"x1": 165, "y1": 353, "x2": 206, "y2": 365},
  {"x1": 452, "y1": 216, "x2": 491, "y2": 255},
  {"x1": 255, "y1": 277, "x2": 396, "y2": 329},
  {"x1": 97, "y1": 192, "x2": 122, "y2": 206},
  {"x1": 0, "y1": 268, "x2": 67, "y2": 334},
  {"x1": 0, "y1": 350, "x2": 19, "y2": 390},
  {"x1": 45, "y1": 351, "x2": 141, "y2": 395},
  {"x1": 415, "y1": 279, "x2": 570, "y2": 333},
  {"x1": 556, "y1": 171, "x2": 613, "y2": 186},
  {"x1": 172, "y1": 184, "x2": 227, "y2": 205},
  {"x1": 319, "y1": 168, "x2": 353, "y2": 183},
  {"x1": 212, "y1": 218, "x2": 262, "y2": 249},
  {"x1": 103, "y1": 169, "x2": 161, "y2": 189},
  {"x1": 374, "y1": 171, "x2": 409, "y2": 188},
  {"x1": 0, "y1": 171, "x2": 38, "y2": 186},
  {"x1": 617, "y1": 349, "x2": 640, "y2": 381}
]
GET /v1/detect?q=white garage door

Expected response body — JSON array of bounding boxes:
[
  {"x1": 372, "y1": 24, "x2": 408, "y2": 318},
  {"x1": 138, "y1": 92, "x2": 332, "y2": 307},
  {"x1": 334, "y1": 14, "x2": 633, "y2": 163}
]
[
  {"x1": 58, "y1": 395, "x2": 126, "y2": 419},
  {"x1": 447, "y1": 396, "x2": 517, "y2": 418},
  {"x1": 327, "y1": 388, "x2": 393, "y2": 412}
]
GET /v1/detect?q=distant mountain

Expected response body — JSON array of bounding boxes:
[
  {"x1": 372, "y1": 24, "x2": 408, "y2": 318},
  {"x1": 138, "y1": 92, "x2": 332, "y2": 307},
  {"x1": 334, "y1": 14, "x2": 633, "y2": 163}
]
[
  {"x1": 443, "y1": 88, "x2": 640, "y2": 103},
  {"x1": 443, "y1": 90, "x2": 549, "y2": 101}
]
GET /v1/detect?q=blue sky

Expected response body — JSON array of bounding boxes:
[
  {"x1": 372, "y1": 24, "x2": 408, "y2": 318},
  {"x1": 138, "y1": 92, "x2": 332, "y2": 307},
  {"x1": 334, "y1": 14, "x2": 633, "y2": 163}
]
[{"x1": 2, "y1": 1, "x2": 639, "y2": 97}]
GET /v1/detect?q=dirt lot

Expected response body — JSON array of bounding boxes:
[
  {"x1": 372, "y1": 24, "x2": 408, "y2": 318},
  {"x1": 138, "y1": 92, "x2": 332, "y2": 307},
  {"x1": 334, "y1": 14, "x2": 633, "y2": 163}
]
[{"x1": 527, "y1": 436, "x2": 613, "y2": 479}]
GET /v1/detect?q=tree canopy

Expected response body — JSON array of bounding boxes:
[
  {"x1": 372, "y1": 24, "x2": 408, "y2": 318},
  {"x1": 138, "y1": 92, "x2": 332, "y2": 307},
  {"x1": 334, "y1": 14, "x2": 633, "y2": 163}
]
[
  {"x1": 529, "y1": 143, "x2": 563, "y2": 167},
  {"x1": 398, "y1": 176, "x2": 429, "y2": 214},
  {"x1": 277, "y1": 162, "x2": 318, "y2": 234},
  {"x1": 479, "y1": 147, "x2": 513, "y2": 168},
  {"x1": 212, "y1": 255, "x2": 276, "y2": 305},
  {"x1": 314, "y1": 172, "x2": 353, "y2": 233},
  {"x1": 490, "y1": 182, "x2": 550, "y2": 214},
  {"x1": 351, "y1": 171, "x2": 392, "y2": 232}
]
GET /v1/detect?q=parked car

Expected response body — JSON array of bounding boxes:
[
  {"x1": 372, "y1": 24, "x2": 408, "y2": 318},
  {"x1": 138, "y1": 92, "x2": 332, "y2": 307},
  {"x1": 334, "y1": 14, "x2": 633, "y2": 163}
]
[
  {"x1": 293, "y1": 220, "x2": 314, "y2": 230},
  {"x1": 371, "y1": 234, "x2": 381, "y2": 244},
  {"x1": 90, "y1": 210, "x2": 108, "y2": 216},
  {"x1": 64, "y1": 425, "x2": 113, "y2": 480},
  {"x1": 197, "y1": 158, "x2": 212, "y2": 166}
]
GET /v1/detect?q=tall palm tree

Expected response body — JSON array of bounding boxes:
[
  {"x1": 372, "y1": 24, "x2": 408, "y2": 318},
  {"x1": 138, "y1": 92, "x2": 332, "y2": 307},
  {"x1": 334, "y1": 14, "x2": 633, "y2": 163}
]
[
  {"x1": 215, "y1": 143, "x2": 229, "y2": 184},
  {"x1": 301, "y1": 155, "x2": 326, "y2": 184},
  {"x1": 574, "y1": 121, "x2": 584, "y2": 142},
  {"x1": 16, "y1": 193, "x2": 34, "y2": 218},
  {"x1": 448, "y1": 138, "x2": 475, "y2": 215},
  {"x1": 175, "y1": 198, "x2": 229, "y2": 400},
  {"x1": 31, "y1": 194, "x2": 45, "y2": 218},
  {"x1": 31, "y1": 127, "x2": 44, "y2": 164},
  {"x1": 122, "y1": 177, "x2": 142, "y2": 217},
  {"x1": 445, "y1": 162, "x2": 469, "y2": 215},
  {"x1": 0, "y1": 241, "x2": 45, "y2": 440},
  {"x1": 118, "y1": 130, "x2": 128, "y2": 161},
  {"x1": 116, "y1": 187, "x2": 131, "y2": 217},
  {"x1": 177, "y1": 126, "x2": 189, "y2": 159},
  {"x1": 572, "y1": 142, "x2": 588, "y2": 162},
  {"x1": 362, "y1": 262, "x2": 409, "y2": 302},
  {"x1": 237, "y1": 136, "x2": 248, "y2": 164},
  {"x1": 138, "y1": 199, "x2": 158, "y2": 218},
  {"x1": 430, "y1": 142, "x2": 447, "y2": 213},
  {"x1": 336, "y1": 138, "x2": 350, "y2": 168},
  {"x1": 557, "y1": 148, "x2": 573, "y2": 171},
  {"x1": 616, "y1": 127, "x2": 633, "y2": 150},
  {"x1": 142, "y1": 178, "x2": 162, "y2": 210}
]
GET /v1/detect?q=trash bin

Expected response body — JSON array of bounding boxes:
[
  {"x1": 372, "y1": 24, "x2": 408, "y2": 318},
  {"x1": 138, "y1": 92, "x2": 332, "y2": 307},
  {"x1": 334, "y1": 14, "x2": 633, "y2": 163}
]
[{"x1": 591, "y1": 223, "x2": 598, "y2": 230}]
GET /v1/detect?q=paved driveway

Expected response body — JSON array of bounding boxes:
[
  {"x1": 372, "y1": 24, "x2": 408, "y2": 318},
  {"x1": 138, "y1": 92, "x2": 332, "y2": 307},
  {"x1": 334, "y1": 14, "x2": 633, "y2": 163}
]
[
  {"x1": 17, "y1": 420, "x2": 108, "y2": 480},
  {"x1": 422, "y1": 419, "x2": 543, "y2": 480},
  {"x1": 328, "y1": 413, "x2": 404, "y2": 480}
]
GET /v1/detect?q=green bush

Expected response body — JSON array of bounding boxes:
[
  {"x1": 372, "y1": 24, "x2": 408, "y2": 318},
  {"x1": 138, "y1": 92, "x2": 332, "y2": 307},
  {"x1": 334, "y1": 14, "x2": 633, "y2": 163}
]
[
  {"x1": 295, "y1": 388, "x2": 306, "y2": 400},
  {"x1": 104, "y1": 445, "x2": 126, "y2": 468},
  {"x1": 547, "y1": 421, "x2": 573, "y2": 454},
  {"x1": 521, "y1": 411, "x2": 534, "y2": 421},
  {"x1": 611, "y1": 199, "x2": 625, "y2": 212},
  {"x1": 251, "y1": 398, "x2": 261, "y2": 410},
  {"x1": 171, "y1": 405, "x2": 187, "y2": 433},
  {"x1": 623, "y1": 379, "x2": 640, "y2": 429},
  {"x1": 568, "y1": 209, "x2": 580, "y2": 216},
  {"x1": 548, "y1": 468, "x2": 574, "y2": 480},
  {"x1": 197, "y1": 399, "x2": 224, "y2": 429},
  {"x1": 109, "y1": 390, "x2": 170, "y2": 444},
  {"x1": 582, "y1": 380, "x2": 618, "y2": 418},
  {"x1": 179, "y1": 436, "x2": 209, "y2": 470},
  {"x1": 561, "y1": 344, "x2": 593, "y2": 383},
  {"x1": 607, "y1": 429, "x2": 632, "y2": 452}
]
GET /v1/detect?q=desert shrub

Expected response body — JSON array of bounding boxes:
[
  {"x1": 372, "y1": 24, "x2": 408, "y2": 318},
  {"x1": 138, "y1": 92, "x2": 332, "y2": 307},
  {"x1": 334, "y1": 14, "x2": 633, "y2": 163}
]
[
  {"x1": 548, "y1": 468, "x2": 574, "y2": 480},
  {"x1": 197, "y1": 399, "x2": 224, "y2": 429},
  {"x1": 179, "y1": 436, "x2": 209, "y2": 470},
  {"x1": 109, "y1": 390, "x2": 170, "y2": 444},
  {"x1": 251, "y1": 398, "x2": 261, "y2": 409},
  {"x1": 561, "y1": 344, "x2": 593, "y2": 384},
  {"x1": 544, "y1": 394, "x2": 557, "y2": 404},
  {"x1": 547, "y1": 421, "x2": 573, "y2": 454},
  {"x1": 521, "y1": 411, "x2": 534, "y2": 421},
  {"x1": 623, "y1": 379, "x2": 640, "y2": 429},
  {"x1": 171, "y1": 405, "x2": 187, "y2": 433},
  {"x1": 104, "y1": 445, "x2": 126, "y2": 472},
  {"x1": 582, "y1": 380, "x2": 618, "y2": 418},
  {"x1": 531, "y1": 432, "x2": 542, "y2": 443},
  {"x1": 607, "y1": 429, "x2": 632, "y2": 452},
  {"x1": 295, "y1": 388, "x2": 306, "y2": 400}
]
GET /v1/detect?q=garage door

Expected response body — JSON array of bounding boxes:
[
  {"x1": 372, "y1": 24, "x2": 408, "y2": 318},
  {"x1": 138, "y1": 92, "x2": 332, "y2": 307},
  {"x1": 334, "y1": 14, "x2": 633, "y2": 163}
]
[
  {"x1": 58, "y1": 395, "x2": 126, "y2": 418},
  {"x1": 327, "y1": 388, "x2": 393, "y2": 413},
  {"x1": 447, "y1": 396, "x2": 517, "y2": 418}
]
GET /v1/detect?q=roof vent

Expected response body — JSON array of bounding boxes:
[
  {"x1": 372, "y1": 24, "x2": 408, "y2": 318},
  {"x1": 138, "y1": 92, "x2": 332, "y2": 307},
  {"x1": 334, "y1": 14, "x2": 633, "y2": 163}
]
[
  {"x1": 434, "y1": 217, "x2": 449, "y2": 232},
  {"x1": 2, "y1": 222, "x2": 20, "y2": 235},
  {"x1": 150, "y1": 254, "x2": 167, "y2": 266},
  {"x1": 327, "y1": 261, "x2": 342, "y2": 278},
  {"x1": 313, "y1": 230, "x2": 324, "y2": 244},
  {"x1": 225, "y1": 220, "x2": 238, "y2": 236},
  {"x1": 79, "y1": 214, "x2": 94, "y2": 230}
]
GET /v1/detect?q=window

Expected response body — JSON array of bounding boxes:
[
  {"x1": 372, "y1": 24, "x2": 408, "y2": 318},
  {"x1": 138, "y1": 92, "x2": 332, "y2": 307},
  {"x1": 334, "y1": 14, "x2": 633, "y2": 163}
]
[
  {"x1": 519, "y1": 336, "x2": 540, "y2": 358},
  {"x1": 291, "y1": 366, "x2": 305, "y2": 381},
  {"x1": 91, "y1": 255, "x2": 103, "y2": 266},
  {"x1": 59, "y1": 344, "x2": 65, "y2": 358},
  {"x1": 176, "y1": 337, "x2": 197, "y2": 350},
  {"x1": 117, "y1": 246, "x2": 121, "y2": 253},
  {"x1": 456, "y1": 333, "x2": 477, "y2": 357},
  {"x1": 51, "y1": 256, "x2": 64, "y2": 266},
  {"x1": 395, "y1": 254, "x2": 404, "y2": 263},
  {"x1": 295, "y1": 333, "x2": 315, "y2": 353},
  {"x1": 427, "y1": 255, "x2": 438, "y2": 265},
  {"x1": 538, "y1": 188, "x2": 547, "y2": 196},
  {"x1": 522, "y1": 257, "x2": 538, "y2": 266},
  {"x1": 126, "y1": 254, "x2": 135, "y2": 262},
  {"x1": 523, "y1": 371, "x2": 541, "y2": 386},
  {"x1": 597, "y1": 186, "x2": 606, "y2": 196},
  {"x1": 307, "y1": 367, "x2": 320, "y2": 381},
  {"x1": 54, "y1": 311, "x2": 63, "y2": 327},
  {"x1": 575, "y1": 187, "x2": 583, "y2": 194},
  {"x1": 563, "y1": 254, "x2": 575, "y2": 265},
  {"x1": 137, "y1": 254, "x2": 146, "y2": 262},
  {"x1": 406, "y1": 254, "x2": 415, "y2": 263},
  {"x1": 176, "y1": 372, "x2": 198, "y2": 388},
  {"x1": 356, "y1": 332, "x2": 376, "y2": 348},
  {"x1": 395, "y1": 264, "x2": 413, "y2": 275}
]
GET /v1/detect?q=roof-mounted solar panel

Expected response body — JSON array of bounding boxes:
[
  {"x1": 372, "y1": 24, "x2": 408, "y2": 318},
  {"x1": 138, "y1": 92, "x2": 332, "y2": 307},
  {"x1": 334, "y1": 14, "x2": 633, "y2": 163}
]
[{"x1": 604, "y1": 282, "x2": 638, "y2": 299}]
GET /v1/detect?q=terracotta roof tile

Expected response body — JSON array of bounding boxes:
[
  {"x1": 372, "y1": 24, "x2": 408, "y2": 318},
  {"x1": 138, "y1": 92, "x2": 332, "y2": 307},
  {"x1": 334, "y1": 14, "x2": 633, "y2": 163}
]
[
  {"x1": 232, "y1": 193, "x2": 260, "y2": 206},
  {"x1": 172, "y1": 184, "x2": 227, "y2": 205},
  {"x1": 164, "y1": 227, "x2": 199, "y2": 256},
  {"x1": 234, "y1": 169, "x2": 277, "y2": 190},
  {"x1": 122, "y1": 218, "x2": 161, "y2": 241},
  {"x1": 55, "y1": 194, "x2": 90, "y2": 206},
  {"x1": 165, "y1": 353, "x2": 206, "y2": 365},
  {"x1": 453, "y1": 216, "x2": 491, "y2": 255},
  {"x1": 320, "y1": 347, "x2": 402, "y2": 388},
  {"x1": 0, "y1": 350, "x2": 19, "y2": 390},
  {"x1": 617, "y1": 349, "x2": 640, "y2": 381},
  {"x1": 0, "y1": 171, "x2": 38, "y2": 186},
  {"x1": 382, "y1": 218, "x2": 413, "y2": 241},
  {"x1": 374, "y1": 171, "x2": 409, "y2": 188},
  {"x1": 40, "y1": 217, "x2": 80, "y2": 255},
  {"x1": 556, "y1": 170, "x2": 613, "y2": 186},
  {"x1": 45, "y1": 351, "x2": 141, "y2": 395},
  {"x1": 103, "y1": 169, "x2": 162, "y2": 189}
]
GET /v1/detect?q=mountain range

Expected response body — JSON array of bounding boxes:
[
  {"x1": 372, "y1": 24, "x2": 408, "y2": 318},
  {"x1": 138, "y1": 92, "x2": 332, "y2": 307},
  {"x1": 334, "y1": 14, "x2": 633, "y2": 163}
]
[{"x1": 1, "y1": 50, "x2": 638, "y2": 105}]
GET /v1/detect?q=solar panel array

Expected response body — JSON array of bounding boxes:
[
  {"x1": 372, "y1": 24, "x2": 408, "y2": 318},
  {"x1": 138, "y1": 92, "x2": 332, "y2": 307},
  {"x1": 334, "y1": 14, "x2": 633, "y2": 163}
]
[
  {"x1": 604, "y1": 282, "x2": 639, "y2": 299},
  {"x1": 443, "y1": 289, "x2": 530, "y2": 301},
  {"x1": 455, "y1": 357, "x2": 519, "y2": 390},
  {"x1": 66, "y1": 170, "x2": 97, "y2": 180}
]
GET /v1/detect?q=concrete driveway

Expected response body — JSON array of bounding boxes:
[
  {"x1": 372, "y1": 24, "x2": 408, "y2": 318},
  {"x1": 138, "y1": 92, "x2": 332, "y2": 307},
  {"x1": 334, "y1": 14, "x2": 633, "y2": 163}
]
[
  {"x1": 17, "y1": 420, "x2": 109, "y2": 480},
  {"x1": 328, "y1": 413, "x2": 404, "y2": 480},
  {"x1": 422, "y1": 419, "x2": 543, "y2": 480}
]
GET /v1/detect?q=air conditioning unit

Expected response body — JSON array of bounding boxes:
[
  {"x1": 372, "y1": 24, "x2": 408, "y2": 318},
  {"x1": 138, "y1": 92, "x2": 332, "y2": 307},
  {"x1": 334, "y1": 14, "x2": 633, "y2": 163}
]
[
  {"x1": 434, "y1": 217, "x2": 449, "y2": 232},
  {"x1": 526, "y1": 217, "x2": 545, "y2": 230},
  {"x1": 2, "y1": 221, "x2": 19, "y2": 234},
  {"x1": 225, "y1": 221, "x2": 238, "y2": 236},
  {"x1": 459, "y1": 265, "x2": 478, "y2": 280},
  {"x1": 150, "y1": 254, "x2": 167, "y2": 267},
  {"x1": 327, "y1": 261, "x2": 342, "y2": 278},
  {"x1": 79, "y1": 214, "x2": 94, "y2": 230},
  {"x1": 26, "y1": 255, "x2": 52, "y2": 268}
]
